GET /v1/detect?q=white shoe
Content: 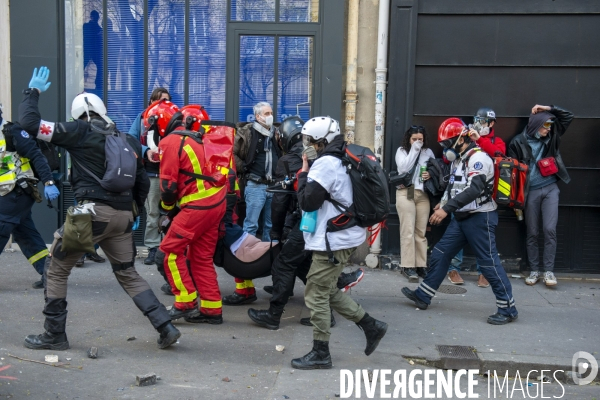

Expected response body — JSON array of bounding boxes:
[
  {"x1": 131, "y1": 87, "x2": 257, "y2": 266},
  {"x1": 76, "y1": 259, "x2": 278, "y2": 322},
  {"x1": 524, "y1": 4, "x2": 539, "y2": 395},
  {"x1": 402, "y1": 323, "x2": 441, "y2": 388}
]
[
  {"x1": 543, "y1": 271, "x2": 557, "y2": 286},
  {"x1": 525, "y1": 271, "x2": 540, "y2": 286}
]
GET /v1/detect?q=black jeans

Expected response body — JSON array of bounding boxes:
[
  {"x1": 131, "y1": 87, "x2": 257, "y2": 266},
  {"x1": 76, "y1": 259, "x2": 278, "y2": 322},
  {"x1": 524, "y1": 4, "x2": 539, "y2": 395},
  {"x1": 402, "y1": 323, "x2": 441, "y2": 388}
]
[{"x1": 269, "y1": 222, "x2": 312, "y2": 318}]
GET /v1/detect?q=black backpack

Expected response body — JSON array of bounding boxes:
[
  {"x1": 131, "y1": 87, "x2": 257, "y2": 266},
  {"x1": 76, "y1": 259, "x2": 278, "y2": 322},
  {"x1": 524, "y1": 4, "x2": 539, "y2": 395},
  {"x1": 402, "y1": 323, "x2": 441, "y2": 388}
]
[
  {"x1": 325, "y1": 143, "x2": 390, "y2": 263},
  {"x1": 74, "y1": 122, "x2": 137, "y2": 193}
]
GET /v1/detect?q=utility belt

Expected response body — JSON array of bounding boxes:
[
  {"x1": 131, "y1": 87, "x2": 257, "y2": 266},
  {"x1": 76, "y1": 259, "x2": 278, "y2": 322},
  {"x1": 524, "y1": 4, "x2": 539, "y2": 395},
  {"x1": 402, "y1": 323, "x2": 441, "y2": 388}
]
[
  {"x1": 245, "y1": 173, "x2": 272, "y2": 185},
  {"x1": 13, "y1": 178, "x2": 43, "y2": 203}
]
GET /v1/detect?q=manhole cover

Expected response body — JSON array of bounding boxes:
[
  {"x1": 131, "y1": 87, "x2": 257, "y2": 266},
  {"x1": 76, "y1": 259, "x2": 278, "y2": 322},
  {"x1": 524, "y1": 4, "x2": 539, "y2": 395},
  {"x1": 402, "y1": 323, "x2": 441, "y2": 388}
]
[
  {"x1": 437, "y1": 285, "x2": 467, "y2": 294},
  {"x1": 436, "y1": 345, "x2": 480, "y2": 370}
]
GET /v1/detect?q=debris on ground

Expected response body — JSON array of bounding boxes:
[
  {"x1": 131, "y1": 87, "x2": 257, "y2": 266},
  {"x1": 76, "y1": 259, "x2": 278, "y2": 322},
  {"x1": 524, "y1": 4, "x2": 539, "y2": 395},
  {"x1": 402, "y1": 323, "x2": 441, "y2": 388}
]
[
  {"x1": 45, "y1": 355, "x2": 58, "y2": 363},
  {"x1": 127, "y1": 336, "x2": 136, "y2": 341},
  {"x1": 136, "y1": 373, "x2": 157, "y2": 386},
  {"x1": 276, "y1": 345, "x2": 285, "y2": 352},
  {"x1": 222, "y1": 377, "x2": 231, "y2": 382},
  {"x1": 87, "y1": 347, "x2": 98, "y2": 359}
]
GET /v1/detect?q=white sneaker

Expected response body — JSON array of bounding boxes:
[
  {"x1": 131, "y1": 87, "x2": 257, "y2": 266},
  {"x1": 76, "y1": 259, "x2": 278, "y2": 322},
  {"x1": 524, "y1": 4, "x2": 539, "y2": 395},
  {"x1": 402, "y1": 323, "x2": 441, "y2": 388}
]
[
  {"x1": 543, "y1": 271, "x2": 557, "y2": 286},
  {"x1": 525, "y1": 271, "x2": 540, "y2": 286}
]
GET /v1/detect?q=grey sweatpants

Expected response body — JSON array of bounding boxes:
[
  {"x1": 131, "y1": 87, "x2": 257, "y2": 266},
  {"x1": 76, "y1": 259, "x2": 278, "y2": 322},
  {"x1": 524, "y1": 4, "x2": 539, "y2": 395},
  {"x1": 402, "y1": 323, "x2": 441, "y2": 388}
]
[{"x1": 525, "y1": 182, "x2": 560, "y2": 272}]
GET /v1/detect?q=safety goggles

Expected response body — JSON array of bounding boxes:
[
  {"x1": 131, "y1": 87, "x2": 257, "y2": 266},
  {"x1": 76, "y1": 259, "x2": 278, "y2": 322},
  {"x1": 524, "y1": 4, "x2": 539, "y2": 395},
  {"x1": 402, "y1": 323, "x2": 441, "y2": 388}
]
[
  {"x1": 474, "y1": 116, "x2": 492, "y2": 124},
  {"x1": 302, "y1": 133, "x2": 316, "y2": 147},
  {"x1": 542, "y1": 120, "x2": 554, "y2": 130}
]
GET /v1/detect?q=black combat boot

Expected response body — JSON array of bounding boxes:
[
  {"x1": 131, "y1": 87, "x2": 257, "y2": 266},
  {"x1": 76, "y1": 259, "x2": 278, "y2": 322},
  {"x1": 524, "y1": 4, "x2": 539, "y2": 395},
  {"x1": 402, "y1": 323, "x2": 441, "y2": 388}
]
[
  {"x1": 157, "y1": 322, "x2": 181, "y2": 349},
  {"x1": 248, "y1": 308, "x2": 280, "y2": 330},
  {"x1": 356, "y1": 313, "x2": 388, "y2": 356},
  {"x1": 300, "y1": 311, "x2": 336, "y2": 328},
  {"x1": 291, "y1": 340, "x2": 332, "y2": 370},
  {"x1": 24, "y1": 331, "x2": 69, "y2": 350}
]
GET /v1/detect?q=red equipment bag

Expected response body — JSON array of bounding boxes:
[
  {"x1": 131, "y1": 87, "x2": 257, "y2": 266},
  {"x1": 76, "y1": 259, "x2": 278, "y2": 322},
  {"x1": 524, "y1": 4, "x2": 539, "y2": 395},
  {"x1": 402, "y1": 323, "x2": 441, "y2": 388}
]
[
  {"x1": 492, "y1": 153, "x2": 528, "y2": 209},
  {"x1": 537, "y1": 156, "x2": 558, "y2": 177}
]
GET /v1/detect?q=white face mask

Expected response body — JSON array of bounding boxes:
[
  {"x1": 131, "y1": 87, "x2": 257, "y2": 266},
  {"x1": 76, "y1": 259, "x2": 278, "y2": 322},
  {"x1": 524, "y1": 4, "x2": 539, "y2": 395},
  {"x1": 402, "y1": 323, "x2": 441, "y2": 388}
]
[{"x1": 262, "y1": 115, "x2": 274, "y2": 128}]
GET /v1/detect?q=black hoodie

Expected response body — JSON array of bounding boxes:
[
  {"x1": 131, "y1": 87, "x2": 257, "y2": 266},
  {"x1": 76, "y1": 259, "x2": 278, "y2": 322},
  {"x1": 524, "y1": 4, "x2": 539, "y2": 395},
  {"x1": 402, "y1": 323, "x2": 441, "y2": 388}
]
[{"x1": 508, "y1": 105, "x2": 574, "y2": 191}]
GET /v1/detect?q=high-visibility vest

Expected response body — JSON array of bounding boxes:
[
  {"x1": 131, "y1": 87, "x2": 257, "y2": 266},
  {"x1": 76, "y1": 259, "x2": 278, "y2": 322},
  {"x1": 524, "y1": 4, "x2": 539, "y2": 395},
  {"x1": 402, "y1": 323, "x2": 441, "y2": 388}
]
[{"x1": 0, "y1": 131, "x2": 35, "y2": 196}]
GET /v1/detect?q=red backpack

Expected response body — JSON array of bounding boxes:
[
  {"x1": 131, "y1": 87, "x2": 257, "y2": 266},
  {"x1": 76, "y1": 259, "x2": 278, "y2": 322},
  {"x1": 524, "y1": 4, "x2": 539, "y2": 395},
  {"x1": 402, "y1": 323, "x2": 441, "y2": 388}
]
[
  {"x1": 492, "y1": 153, "x2": 528, "y2": 209},
  {"x1": 463, "y1": 148, "x2": 528, "y2": 210}
]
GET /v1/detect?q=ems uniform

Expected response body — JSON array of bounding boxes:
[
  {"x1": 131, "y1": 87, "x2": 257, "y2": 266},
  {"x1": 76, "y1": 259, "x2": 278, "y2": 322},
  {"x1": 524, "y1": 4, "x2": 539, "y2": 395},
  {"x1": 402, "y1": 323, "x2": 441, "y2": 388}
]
[
  {"x1": 0, "y1": 121, "x2": 53, "y2": 280},
  {"x1": 18, "y1": 89, "x2": 171, "y2": 336},
  {"x1": 158, "y1": 130, "x2": 228, "y2": 315},
  {"x1": 414, "y1": 146, "x2": 518, "y2": 318}
]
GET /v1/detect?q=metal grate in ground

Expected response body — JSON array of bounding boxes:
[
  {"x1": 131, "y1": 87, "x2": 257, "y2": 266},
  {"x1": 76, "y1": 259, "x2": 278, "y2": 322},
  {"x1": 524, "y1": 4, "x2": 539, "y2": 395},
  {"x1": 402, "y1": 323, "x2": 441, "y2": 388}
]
[{"x1": 436, "y1": 345, "x2": 480, "y2": 370}]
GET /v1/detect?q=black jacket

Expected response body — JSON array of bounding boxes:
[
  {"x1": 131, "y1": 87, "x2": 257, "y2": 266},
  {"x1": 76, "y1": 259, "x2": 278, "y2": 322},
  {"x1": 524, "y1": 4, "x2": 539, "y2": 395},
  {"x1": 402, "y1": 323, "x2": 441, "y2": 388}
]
[
  {"x1": 297, "y1": 135, "x2": 346, "y2": 212},
  {"x1": 2, "y1": 122, "x2": 54, "y2": 185},
  {"x1": 507, "y1": 106, "x2": 574, "y2": 192},
  {"x1": 271, "y1": 141, "x2": 304, "y2": 236},
  {"x1": 18, "y1": 89, "x2": 150, "y2": 211}
]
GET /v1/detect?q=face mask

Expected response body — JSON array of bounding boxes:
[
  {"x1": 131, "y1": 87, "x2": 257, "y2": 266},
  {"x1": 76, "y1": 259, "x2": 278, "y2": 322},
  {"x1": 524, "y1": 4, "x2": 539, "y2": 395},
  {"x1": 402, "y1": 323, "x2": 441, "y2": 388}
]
[
  {"x1": 443, "y1": 136, "x2": 462, "y2": 162},
  {"x1": 260, "y1": 115, "x2": 273, "y2": 128},
  {"x1": 472, "y1": 121, "x2": 490, "y2": 136}
]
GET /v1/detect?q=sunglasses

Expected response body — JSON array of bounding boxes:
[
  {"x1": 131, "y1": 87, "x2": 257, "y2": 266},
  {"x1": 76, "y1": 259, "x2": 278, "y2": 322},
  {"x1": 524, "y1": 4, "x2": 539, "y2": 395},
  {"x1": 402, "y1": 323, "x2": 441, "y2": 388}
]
[
  {"x1": 542, "y1": 120, "x2": 554, "y2": 130},
  {"x1": 409, "y1": 125, "x2": 425, "y2": 133}
]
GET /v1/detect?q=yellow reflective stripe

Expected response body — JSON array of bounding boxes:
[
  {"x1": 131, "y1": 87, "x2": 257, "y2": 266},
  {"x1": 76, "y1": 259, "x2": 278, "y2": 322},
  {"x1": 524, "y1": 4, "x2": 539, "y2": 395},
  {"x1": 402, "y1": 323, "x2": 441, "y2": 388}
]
[
  {"x1": 161, "y1": 201, "x2": 175, "y2": 210},
  {"x1": 0, "y1": 171, "x2": 16, "y2": 182},
  {"x1": 244, "y1": 280, "x2": 254, "y2": 288},
  {"x1": 28, "y1": 249, "x2": 49, "y2": 264},
  {"x1": 235, "y1": 282, "x2": 247, "y2": 290},
  {"x1": 20, "y1": 158, "x2": 31, "y2": 172},
  {"x1": 497, "y1": 179, "x2": 511, "y2": 196},
  {"x1": 179, "y1": 144, "x2": 225, "y2": 205},
  {"x1": 0, "y1": 139, "x2": 5, "y2": 147},
  {"x1": 167, "y1": 253, "x2": 198, "y2": 303},
  {"x1": 200, "y1": 299, "x2": 222, "y2": 309}
]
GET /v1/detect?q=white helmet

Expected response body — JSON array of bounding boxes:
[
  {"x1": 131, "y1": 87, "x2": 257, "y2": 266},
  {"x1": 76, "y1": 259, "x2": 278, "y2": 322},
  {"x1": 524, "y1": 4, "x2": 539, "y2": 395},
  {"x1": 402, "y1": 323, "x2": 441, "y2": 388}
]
[
  {"x1": 71, "y1": 92, "x2": 113, "y2": 124},
  {"x1": 301, "y1": 116, "x2": 340, "y2": 145}
]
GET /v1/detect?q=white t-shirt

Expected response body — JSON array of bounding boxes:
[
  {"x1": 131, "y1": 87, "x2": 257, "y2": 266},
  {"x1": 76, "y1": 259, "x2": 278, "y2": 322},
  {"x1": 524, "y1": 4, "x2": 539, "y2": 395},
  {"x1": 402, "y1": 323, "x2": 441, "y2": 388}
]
[
  {"x1": 303, "y1": 155, "x2": 366, "y2": 251},
  {"x1": 394, "y1": 145, "x2": 435, "y2": 191}
]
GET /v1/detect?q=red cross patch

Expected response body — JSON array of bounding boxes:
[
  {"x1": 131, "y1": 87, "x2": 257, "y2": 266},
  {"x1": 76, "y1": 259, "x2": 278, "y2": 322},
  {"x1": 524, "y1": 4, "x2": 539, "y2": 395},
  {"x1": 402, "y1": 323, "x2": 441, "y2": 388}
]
[{"x1": 37, "y1": 120, "x2": 55, "y2": 142}]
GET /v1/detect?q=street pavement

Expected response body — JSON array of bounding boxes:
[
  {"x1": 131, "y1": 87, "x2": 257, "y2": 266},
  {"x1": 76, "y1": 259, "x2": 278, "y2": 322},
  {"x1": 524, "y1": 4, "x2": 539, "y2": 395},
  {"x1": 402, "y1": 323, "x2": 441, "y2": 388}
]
[{"x1": 0, "y1": 249, "x2": 599, "y2": 400}]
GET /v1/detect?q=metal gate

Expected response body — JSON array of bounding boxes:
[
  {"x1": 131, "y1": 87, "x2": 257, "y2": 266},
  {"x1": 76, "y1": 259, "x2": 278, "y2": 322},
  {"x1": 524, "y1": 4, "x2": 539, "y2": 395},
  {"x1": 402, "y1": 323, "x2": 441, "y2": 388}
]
[{"x1": 383, "y1": 0, "x2": 600, "y2": 272}]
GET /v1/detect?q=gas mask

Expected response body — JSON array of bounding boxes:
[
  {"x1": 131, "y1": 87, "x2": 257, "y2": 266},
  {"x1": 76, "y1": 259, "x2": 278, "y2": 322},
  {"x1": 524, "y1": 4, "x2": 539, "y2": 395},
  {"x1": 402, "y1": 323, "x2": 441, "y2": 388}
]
[
  {"x1": 472, "y1": 121, "x2": 490, "y2": 136},
  {"x1": 442, "y1": 135, "x2": 463, "y2": 162}
]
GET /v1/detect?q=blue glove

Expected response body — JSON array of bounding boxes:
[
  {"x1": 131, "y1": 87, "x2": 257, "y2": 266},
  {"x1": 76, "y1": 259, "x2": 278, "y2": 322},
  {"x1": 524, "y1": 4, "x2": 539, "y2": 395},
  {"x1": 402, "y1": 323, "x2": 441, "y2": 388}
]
[
  {"x1": 44, "y1": 184, "x2": 60, "y2": 201},
  {"x1": 29, "y1": 66, "x2": 51, "y2": 92},
  {"x1": 132, "y1": 216, "x2": 140, "y2": 231}
]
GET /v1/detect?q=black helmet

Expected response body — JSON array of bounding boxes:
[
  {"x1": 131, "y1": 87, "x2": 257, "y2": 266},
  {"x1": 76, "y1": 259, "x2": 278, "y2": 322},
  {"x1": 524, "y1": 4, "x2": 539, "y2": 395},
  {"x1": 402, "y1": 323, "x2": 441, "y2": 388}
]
[
  {"x1": 474, "y1": 107, "x2": 496, "y2": 123},
  {"x1": 278, "y1": 116, "x2": 305, "y2": 153}
]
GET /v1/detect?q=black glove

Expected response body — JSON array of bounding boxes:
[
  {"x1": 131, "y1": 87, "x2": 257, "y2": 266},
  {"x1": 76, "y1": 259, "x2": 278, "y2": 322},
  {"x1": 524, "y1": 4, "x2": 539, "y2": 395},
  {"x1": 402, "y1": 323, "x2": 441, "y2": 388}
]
[
  {"x1": 270, "y1": 230, "x2": 281, "y2": 242},
  {"x1": 281, "y1": 226, "x2": 292, "y2": 242}
]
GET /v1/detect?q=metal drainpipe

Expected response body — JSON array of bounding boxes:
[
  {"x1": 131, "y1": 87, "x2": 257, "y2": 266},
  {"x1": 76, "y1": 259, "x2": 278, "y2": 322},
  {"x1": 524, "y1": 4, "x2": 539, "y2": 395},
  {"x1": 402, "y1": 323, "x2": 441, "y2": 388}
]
[
  {"x1": 366, "y1": 0, "x2": 390, "y2": 269},
  {"x1": 344, "y1": 0, "x2": 360, "y2": 143}
]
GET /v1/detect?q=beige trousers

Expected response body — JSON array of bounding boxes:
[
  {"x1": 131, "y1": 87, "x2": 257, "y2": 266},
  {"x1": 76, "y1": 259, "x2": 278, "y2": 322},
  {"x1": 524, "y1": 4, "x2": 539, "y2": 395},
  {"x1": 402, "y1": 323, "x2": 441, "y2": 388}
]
[{"x1": 396, "y1": 188, "x2": 430, "y2": 268}]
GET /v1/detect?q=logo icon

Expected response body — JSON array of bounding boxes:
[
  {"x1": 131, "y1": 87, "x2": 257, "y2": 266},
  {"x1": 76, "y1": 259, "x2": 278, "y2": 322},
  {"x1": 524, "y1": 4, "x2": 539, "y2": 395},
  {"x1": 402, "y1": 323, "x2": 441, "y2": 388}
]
[{"x1": 572, "y1": 351, "x2": 598, "y2": 385}]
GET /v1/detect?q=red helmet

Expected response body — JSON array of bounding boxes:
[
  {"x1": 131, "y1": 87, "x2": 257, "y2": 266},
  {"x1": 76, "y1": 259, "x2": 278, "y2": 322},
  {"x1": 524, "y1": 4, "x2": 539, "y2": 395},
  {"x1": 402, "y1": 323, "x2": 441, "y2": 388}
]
[
  {"x1": 438, "y1": 118, "x2": 467, "y2": 142},
  {"x1": 143, "y1": 100, "x2": 180, "y2": 138},
  {"x1": 180, "y1": 104, "x2": 209, "y2": 133}
]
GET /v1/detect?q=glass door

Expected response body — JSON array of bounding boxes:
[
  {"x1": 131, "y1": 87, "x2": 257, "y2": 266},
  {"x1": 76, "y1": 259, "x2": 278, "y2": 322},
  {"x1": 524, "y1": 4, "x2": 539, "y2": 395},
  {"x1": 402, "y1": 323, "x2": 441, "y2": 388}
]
[{"x1": 237, "y1": 34, "x2": 314, "y2": 123}]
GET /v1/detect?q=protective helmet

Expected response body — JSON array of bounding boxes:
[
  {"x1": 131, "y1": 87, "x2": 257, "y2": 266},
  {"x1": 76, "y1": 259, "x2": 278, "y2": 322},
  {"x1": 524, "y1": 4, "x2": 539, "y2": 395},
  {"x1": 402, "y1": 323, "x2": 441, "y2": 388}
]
[
  {"x1": 71, "y1": 92, "x2": 113, "y2": 124},
  {"x1": 474, "y1": 107, "x2": 496, "y2": 123},
  {"x1": 180, "y1": 104, "x2": 209, "y2": 133},
  {"x1": 143, "y1": 99, "x2": 180, "y2": 138},
  {"x1": 278, "y1": 115, "x2": 304, "y2": 153},
  {"x1": 438, "y1": 117, "x2": 467, "y2": 143},
  {"x1": 301, "y1": 116, "x2": 340, "y2": 145}
]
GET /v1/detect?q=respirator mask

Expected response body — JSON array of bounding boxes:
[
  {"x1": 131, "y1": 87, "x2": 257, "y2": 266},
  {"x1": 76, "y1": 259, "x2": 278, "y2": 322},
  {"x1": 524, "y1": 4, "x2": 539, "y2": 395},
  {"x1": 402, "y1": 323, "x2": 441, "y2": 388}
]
[{"x1": 442, "y1": 132, "x2": 465, "y2": 162}]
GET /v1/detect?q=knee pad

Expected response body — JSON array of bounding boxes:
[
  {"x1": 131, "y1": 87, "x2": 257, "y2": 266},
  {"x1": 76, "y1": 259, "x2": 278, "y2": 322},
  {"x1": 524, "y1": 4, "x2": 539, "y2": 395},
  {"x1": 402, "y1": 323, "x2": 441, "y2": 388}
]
[{"x1": 112, "y1": 262, "x2": 134, "y2": 272}]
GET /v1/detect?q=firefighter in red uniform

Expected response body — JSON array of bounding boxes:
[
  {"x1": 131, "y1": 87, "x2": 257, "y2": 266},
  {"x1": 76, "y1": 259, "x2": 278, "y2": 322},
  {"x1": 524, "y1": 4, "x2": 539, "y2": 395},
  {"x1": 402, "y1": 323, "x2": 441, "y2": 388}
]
[{"x1": 144, "y1": 101, "x2": 228, "y2": 324}]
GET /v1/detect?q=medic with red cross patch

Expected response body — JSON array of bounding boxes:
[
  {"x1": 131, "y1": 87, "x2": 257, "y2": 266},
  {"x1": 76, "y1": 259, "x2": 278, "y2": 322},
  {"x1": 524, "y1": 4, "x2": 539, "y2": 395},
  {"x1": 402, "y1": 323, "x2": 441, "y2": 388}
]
[{"x1": 401, "y1": 117, "x2": 519, "y2": 326}]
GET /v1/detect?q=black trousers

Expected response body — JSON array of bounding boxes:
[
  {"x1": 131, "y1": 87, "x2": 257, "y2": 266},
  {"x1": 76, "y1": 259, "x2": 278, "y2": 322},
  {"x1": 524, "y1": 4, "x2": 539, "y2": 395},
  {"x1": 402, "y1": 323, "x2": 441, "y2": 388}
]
[{"x1": 269, "y1": 222, "x2": 312, "y2": 318}]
